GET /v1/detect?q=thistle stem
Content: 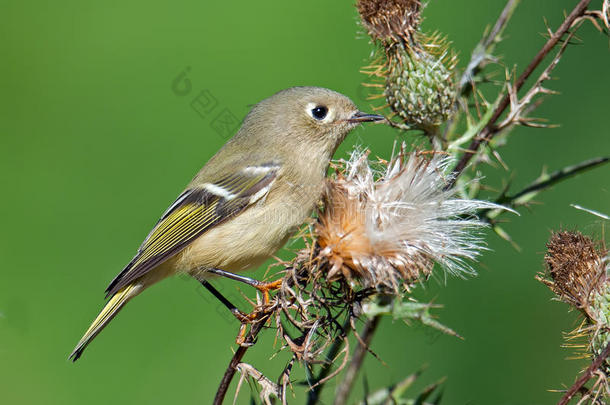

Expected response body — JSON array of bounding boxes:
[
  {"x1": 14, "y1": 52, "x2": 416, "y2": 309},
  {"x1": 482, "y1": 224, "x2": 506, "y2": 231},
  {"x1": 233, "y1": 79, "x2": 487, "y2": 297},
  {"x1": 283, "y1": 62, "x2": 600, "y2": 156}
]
[
  {"x1": 459, "y1": 0, "x2": 521, "y2": 93},
  {"x1": 333, "y1": 315, "x2": 382, "y2": 405},
  {"x1": 307, "y1": 318, "x2": 350, "y2": 405},
  {"x1": 450, "y1": 0, "x2": 592, "y2": 186},
  {"x1": 212, "y1": 316, "x2": 268, "y2": 405},
  {"x1": 479, "y1": 156, "x2": 609, "y2": 221},
  {"x1": 558, "y1": 341, "x2": 610, "y2": 405}
]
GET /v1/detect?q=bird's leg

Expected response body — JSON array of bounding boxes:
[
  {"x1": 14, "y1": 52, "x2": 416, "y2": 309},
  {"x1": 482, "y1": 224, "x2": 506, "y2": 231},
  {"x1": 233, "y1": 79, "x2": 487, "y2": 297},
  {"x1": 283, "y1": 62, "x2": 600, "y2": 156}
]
[
  {"x1": 199, "y1": 280, "x2": 251, "y2": 322},
  {"x1": 199, "y1": 279, "x2": 279, "y2": 346},
  {"x1": 207, "y1": 268, "x2": 283, "y2": 304},
  {"x1": 199, "y1": 280, "x2": 259, "y2": 345}
]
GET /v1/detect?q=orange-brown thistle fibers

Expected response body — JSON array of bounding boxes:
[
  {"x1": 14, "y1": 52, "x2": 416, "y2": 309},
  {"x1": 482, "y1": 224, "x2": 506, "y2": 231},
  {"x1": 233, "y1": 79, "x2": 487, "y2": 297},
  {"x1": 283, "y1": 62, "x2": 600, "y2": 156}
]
[
  {"x1": 317, "y1": 180, "x2": 432, "y2": 290},
  {"x1": 313, "y1": 145, "x2": 506, "y2": 292}
]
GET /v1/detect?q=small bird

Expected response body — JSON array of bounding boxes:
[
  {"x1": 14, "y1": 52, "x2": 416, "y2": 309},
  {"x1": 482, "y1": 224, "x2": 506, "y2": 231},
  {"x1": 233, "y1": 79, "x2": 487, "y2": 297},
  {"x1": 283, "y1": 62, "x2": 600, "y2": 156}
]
[{"x1": 69, "y1": 86, "x2": 384, "y2": 361}]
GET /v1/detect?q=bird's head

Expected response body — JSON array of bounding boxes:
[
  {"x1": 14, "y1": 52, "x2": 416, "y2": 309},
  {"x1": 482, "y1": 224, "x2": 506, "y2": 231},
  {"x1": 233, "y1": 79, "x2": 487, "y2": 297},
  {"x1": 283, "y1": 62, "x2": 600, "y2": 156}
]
[{"x1": 242, "y1": 87, "x2": 385, "y2": 154}]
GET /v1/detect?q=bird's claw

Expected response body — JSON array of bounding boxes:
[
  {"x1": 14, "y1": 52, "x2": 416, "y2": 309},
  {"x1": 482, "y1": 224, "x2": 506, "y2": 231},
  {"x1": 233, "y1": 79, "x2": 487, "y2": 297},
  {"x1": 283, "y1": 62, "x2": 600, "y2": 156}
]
[{"x1": 233, "y1": 305, "x2": 274, "y2": 345}]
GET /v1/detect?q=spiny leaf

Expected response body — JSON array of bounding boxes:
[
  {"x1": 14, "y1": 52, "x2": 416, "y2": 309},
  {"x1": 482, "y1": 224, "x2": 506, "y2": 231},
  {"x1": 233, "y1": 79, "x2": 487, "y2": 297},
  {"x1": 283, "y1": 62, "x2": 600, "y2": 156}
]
[
  {"x1": 363, "y1": 299, "x2": 461, "y2": 339},
  {"x1": 356, "y1": 369, "x2": 445, "y2": 405}
]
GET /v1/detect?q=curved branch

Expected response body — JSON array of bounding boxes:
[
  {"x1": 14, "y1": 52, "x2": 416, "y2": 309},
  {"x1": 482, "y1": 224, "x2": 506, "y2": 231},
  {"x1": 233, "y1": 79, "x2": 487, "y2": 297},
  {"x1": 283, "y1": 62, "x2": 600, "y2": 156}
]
[
  {"x1": 558, "y1": 341, "x2": 610, "y2": 405},
  {"x1": 212, "y1": 317, "x2": 269, "y2": 405},
  {"x1": 450, "y1": 0, "x2": 592, "y2": 186},
  {"x1": 333, "y1": 315, "x2": 382, "y2": 405}
]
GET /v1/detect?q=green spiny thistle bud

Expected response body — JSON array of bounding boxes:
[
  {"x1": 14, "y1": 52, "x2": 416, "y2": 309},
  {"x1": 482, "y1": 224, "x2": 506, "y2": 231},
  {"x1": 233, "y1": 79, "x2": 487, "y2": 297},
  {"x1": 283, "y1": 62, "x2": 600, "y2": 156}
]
[
  {"x1": 357, "y1": 0, "x2": 457, "y2": 134},
  {"x1": 590, "y1": 285, "x2": 610, "y2": 373},
  {"x1": 385, "y1": 40, "x2": 457, "y2": 133}
]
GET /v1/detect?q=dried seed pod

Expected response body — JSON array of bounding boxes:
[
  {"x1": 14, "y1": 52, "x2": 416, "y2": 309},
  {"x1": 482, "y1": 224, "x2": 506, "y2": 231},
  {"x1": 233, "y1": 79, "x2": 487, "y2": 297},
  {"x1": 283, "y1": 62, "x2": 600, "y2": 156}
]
[
  {"x1": 317, "y1": 180, "x2": 433, "y2": 289},
  {"x1": 540, "y1": 231, "x2": 610, "y2": 374},
  {"x1": 357, "y1": 0, "x2": 421, "y2": 43},
  {"x1": 543, "y1": 231, "x2": 607, "y2": 312},
  {"x1": 315, "y1": 145, "x2": 505, "y2": 292},
  {"x1": 357, "y1": 0, "x2": 457, "y2": 133}
]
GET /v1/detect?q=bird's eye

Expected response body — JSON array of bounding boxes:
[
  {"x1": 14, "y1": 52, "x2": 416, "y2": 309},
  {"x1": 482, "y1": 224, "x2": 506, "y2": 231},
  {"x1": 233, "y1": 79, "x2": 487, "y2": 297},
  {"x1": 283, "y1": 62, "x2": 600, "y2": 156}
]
[{"x1": 310, "y1": 105, "x2": 328, "y2": 120}]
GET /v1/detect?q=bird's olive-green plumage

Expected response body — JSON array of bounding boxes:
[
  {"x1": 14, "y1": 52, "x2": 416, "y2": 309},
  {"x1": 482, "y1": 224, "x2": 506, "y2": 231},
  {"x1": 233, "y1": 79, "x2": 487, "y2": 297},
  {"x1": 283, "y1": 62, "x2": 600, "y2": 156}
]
[{"x1": 69, "y1": 87, "x2": 383, "y2": 361}]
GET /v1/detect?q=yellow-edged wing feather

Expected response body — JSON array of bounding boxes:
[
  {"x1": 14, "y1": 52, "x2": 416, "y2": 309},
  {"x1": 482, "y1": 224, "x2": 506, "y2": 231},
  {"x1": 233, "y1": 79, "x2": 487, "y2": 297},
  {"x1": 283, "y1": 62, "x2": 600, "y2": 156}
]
[
  {"x1": 105, "y1": 163, "x2": 279, "y2": 297},
  {"x1": 69, "y1": 284, "x2": 137, "y2": 361}
]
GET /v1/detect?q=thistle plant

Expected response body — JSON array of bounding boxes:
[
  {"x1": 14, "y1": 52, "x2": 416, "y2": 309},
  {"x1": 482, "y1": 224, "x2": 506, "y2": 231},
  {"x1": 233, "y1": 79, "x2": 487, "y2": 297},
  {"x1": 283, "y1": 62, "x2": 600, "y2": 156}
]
[
  {"x1": 538, "y1": 231, "x2": 610, "y2": 403},
  {"x1": 211, "y1": 1, "x2": 610, "y2": 404},
  {"x1": 358, "y1": 0, "x2": 458, "y2": 136},
  {"x1": 317, "y1": 147, "x2": 503, "y2": 288},
  {"x1": 215, "y1": 147, "x2": 504, "y2": 405}
]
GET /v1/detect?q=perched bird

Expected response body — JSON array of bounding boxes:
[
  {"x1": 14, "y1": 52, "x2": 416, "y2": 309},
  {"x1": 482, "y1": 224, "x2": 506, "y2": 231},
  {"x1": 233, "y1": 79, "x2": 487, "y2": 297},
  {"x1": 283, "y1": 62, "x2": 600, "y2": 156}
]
[{"x1": 69, "y1": 86, "x2": 384, "y2": 361}]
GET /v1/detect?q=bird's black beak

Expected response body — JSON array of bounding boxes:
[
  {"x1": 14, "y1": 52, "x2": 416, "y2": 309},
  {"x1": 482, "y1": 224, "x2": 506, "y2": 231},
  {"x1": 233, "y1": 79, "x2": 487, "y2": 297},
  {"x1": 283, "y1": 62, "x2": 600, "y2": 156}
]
[{"x1": 348, "y1": 111, "x2": 385, "y2": 123}]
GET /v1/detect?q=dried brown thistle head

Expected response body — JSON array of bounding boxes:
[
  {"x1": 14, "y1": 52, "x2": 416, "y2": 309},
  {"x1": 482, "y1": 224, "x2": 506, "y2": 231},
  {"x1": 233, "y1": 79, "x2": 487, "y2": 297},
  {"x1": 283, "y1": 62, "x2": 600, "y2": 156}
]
[
  {"x1": 253, "y1": 147, "x2": 510, "y2": 398},
  {"x1": 316, "y1": 178, "x2": 432, "y2": 290},
  {"x1": 540, "y1": 231, "x2": 610, "y2": 395},
  {"x1": 271, "y1": 146, "x2": 504, "y2": 368},
  {"x1": 541, "y1": 231, "x2": 607, "y2": 311},
  {"x1": 312, "y1": 145, "x2": 504, "y2": 292},
  {"x1": 357, "y1": 0, "x2": 421, "y2": 44}
]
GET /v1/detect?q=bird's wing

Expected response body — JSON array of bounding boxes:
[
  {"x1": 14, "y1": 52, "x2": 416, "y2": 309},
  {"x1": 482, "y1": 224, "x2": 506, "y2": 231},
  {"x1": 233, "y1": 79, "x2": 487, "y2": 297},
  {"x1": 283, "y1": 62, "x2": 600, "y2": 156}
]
[{"x1": 105, "y1": 162, "x2": 280, "y2": 297}]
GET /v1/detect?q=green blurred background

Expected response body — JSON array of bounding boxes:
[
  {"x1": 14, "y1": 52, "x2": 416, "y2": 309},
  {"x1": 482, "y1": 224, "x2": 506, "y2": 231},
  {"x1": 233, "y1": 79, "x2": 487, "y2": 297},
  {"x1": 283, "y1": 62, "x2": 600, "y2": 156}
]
[{"x1": 1, "y1": 1, "x2": 609, "y2": 404}]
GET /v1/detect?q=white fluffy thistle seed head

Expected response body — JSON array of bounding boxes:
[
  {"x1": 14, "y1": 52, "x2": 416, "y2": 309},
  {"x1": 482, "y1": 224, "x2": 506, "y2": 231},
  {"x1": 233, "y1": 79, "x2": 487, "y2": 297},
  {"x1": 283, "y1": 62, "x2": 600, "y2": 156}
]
[{"x1": 316, "y1": 144, "x2": 508, "y2": 291}]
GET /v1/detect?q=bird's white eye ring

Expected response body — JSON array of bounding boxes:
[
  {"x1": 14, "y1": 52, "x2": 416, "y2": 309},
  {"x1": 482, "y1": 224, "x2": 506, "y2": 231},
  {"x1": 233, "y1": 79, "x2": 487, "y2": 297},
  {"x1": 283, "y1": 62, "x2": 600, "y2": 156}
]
[{"x1": 309, "y1": 105, "x2": 328, "y2": 121}]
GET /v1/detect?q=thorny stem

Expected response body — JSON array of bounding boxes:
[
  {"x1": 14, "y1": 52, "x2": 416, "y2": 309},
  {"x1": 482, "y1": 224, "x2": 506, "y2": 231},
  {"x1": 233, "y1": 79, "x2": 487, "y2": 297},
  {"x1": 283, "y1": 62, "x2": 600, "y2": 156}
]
[
  {"x1": 307, "y1": 318, "x2": 351, "y2": 405},
  {"x1": 449, "y1": 0, "x2": 592, "y2": 186},
  {"x1": 476, "y1": 0, "x2": 519, "y2": 58},
  {"x1": 478, "y1": 156, "x2": 610, "y2": 220},
  {"x1": 213, "y1": 265, "x2": 304, "y2": 404},
  {"x1": 333, "y1": 315, "x2": 382, "y2": 405},
  {"x1": 499, "y1": 157, "x2": 609, "y2": 205},
  {"x1": 444, "y1": 0, "x2": 520, "y2": 143},
  {"x1": 212, "y1": 317, "x2": 268, "y2": 405},
  {"x1": 458, "y1": 0, "x2": 521, "y2": 93},
  {"x1": 558, "y1": 341, "x2": 610, "y2": 405}
]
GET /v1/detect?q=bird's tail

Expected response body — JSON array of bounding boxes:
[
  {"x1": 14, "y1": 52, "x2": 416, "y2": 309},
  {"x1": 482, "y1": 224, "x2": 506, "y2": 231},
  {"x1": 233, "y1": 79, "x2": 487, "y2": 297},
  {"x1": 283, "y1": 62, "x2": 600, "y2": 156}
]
[{"x1": 69, "y1": 283, "x2": 139, "y2": 362}]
